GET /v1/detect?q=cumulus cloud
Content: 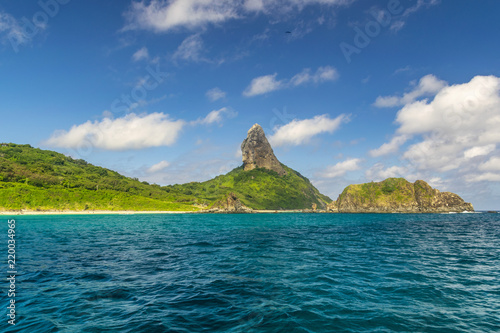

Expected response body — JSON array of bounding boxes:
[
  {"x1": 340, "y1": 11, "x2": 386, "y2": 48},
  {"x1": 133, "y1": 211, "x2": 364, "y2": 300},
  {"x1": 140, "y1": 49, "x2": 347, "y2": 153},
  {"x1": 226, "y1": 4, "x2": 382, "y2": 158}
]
[
  {"x1": 371, "y1": 75, "x2": 500, "y2": 182},
  {"x1": 192, "y1": 107, "x2": 237, "y2": 125},
  {"x1": 206, "y1": 87, "x2": 226, "y2": 101},
  {"x1": 132, "y1": 47, "x2": 149, "y2": 61},
  {"x1": 365, "y1": 163, "x2": 407, "y2": 181},
  {"x1": 464, "y1": 144, "x2": 496, "y2": 160},
  {"x1": 467, "y1": 156, "x2": 500, "y2": 183},
  {"x1": 374, "y1": 74, "x2": 448, "y2": 108},
  {"x1": 270, "y1": 114, "x2": 348, "y2": 146},
  {"x1": 123, "y1": 0, "x2": 238, "y2": 32},
  {"x1": 479, "y1": 157, "x2": 500, "y2": 171},
  {"x1": 44, "y1": 113, "x2": 185, "y2": 150},
  {"x1": 243, "y1": 73, "x2": 284, "y2": 97},
  {"x1": 243, "y1": 66, "x2": 338, "y2": 97},
  {"x1": 369, "y1": 135, "x2": 409, "y2": 157},
  {"x1": 320, "y1": 158, "x2": 362, "y2": 178},
  {"x1": 123, "y1": 0, "x2": 351, "y2": 32},
  {"x1": 147, "y1": 160, "x2": 170, "y2": 173},
  {"x1": 466, "y1": 173, "x2": 500, "y2": 183}
]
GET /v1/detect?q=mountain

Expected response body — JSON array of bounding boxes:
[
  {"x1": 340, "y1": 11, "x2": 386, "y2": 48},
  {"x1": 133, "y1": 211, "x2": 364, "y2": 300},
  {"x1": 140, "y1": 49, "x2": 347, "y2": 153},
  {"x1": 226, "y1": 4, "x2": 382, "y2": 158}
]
[
  {"x1": 0, "y1": 125, "x2": 330, "y2": 211},
  {"x1": 241, "y1": 124, "x2": 287, "y2": 176},
  {"x1": 170, "y1": 124, "x2": 331, "y2": 211},
  {"x1": 328, "y1": 178, "x2": 474, "y2": 213}
]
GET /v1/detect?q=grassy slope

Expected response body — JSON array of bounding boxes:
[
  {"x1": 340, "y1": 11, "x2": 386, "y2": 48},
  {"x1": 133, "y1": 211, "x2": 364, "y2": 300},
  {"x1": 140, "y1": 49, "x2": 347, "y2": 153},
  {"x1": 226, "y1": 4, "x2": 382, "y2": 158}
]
[
  {"x1": 174, "y1": 166, "x2": 331, "y2": 210},
  {"x1": 337, "y1": 178, "x2": 415, "y2": 207},
  {"x1": 0, "y1": 144, "x2": 330, "y2": 211},
  {"x1": 0, "y1": 144, "x2": 198, "y2": 211}
]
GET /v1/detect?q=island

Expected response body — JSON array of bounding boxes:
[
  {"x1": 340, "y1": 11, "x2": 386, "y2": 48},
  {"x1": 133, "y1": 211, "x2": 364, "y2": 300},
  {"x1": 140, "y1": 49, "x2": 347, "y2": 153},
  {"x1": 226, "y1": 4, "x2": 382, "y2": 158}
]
[
  {"x1": 0, "y1": 124, "x2": 473, "y2": 213},
  {"x1": 328, "y1": 178, "x2": 474, "y2": 213}
]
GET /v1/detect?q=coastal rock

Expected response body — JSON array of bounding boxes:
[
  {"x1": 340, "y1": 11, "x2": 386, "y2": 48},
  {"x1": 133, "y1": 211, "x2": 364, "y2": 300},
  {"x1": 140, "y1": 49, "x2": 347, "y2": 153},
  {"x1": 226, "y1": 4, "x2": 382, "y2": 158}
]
[
  {"x1": 326, "y1": 201, "x2": 338, "y2": 212},
  {"x1": 328, "y1": 178, "x2": 474, "y2": 213},
  {"x1": 241, "y1": 124, "x2": 287, "y2": 176},
  {"x1": 211, "y1": 192, "x2": 252, "y2": 213}
]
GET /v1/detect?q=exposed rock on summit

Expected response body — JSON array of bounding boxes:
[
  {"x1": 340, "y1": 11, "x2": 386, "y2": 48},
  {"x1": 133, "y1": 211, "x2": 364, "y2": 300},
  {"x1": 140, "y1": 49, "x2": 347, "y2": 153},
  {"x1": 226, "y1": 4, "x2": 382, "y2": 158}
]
[
  {"x1": 241, "y1": 124, "x2": 287, "y2": 176},
  {"x1": 328, "y1": 178, "x2": 474, "y2": 213}
]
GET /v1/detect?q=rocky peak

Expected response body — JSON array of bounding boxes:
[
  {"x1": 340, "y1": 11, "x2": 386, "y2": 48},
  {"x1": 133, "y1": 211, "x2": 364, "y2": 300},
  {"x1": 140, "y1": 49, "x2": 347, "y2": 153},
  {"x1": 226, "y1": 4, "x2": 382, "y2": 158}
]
[{"x1": 241, "y1": 124, "x2": 287, "y2": 176}]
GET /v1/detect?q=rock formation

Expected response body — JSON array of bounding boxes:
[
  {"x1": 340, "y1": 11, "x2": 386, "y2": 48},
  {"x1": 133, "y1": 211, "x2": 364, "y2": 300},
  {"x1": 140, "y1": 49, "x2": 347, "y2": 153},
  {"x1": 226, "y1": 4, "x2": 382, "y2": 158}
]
[
  {"x1": 241, "y1": 124, "x2": 287, "y2": 176},
  {"x1": 210, "y1": 192, "x2": 252, "y2": 213},
  {"x1": 328, "y1": 178, "x2": 474, "y2": 213}
]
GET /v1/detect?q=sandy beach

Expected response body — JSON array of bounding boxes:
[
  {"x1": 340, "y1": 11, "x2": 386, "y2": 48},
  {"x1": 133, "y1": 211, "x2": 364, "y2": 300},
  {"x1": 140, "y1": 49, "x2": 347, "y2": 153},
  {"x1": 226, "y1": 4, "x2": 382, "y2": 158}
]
[
  {"x1": 0, "y1": 210, "x2": 196, "y2": 216},
  {"x1": 0, "y1": 209, "x2": 313, "y2": 216}
]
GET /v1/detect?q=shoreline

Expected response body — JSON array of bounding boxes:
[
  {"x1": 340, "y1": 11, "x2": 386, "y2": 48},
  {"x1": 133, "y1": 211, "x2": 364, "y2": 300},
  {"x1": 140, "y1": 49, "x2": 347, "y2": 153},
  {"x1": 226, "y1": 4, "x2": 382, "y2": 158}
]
[
  {"x1": 0, "y1": 209, "x2": 493, "y2": 216},
  {"x1": 0, "y1": 209, "x2": 309, "y2": 216},
  {"x1": 0, "y1": 210, "x2": 197, "y2": 216}
]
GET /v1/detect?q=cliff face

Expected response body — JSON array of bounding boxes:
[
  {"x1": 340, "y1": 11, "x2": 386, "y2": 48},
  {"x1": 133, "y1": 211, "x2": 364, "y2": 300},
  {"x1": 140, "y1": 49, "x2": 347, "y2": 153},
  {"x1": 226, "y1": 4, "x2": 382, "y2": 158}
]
[
  {"x1": 329, "y1": 178, "x2": 473, "y2": 213},
  {"x1": 241, "y1": 124, "x2": 287, "y2": 176}
]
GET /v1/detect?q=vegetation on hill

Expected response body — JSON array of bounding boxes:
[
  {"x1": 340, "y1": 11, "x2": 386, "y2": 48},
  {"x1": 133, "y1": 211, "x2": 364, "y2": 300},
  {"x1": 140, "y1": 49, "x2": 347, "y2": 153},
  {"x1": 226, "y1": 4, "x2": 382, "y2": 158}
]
[
  {"x1": 0, "y1": 144, "x2": 198, "y2": 211},
  {"x1": 0, "y1": 143, "x2": 330, "y2": 211},
  {"x1": 337, "y1": 178, "x2": 415, "y2": 206},
  {"x1": 173, "y1": 166, "x2": 331, "y2": 210},
  {"x1": 331, "y1": 178, "x2": 473, "y2": 213}
]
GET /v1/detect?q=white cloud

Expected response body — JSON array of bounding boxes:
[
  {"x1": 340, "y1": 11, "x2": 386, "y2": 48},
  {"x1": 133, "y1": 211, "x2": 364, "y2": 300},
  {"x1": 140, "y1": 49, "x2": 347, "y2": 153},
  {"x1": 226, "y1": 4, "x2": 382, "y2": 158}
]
[
  {"x1": 464, "y1": 145, "x2": 496, "y2": 159},
  {"x1": 243, "y1": 73, "x2": 284, "y2": 97},
  {"x1": 394, "y1": 66, "x2": 411, "y2": 75},
  {"x1": 206, "y1": 87, "x2": 226, "y2": 101},
  {"x1": 374, "y1": 74, "x2": 448, "y2": 108},
  {"x1": 147, "y1": 160, "x2": 170, "y2": 173},
  {"x1": 479, "y1": 157, "x2": 500, "y2": 171},
  {"x1": 373, "y1": 75, "x2": 500, "y2": 182},
  {"x1": 369, "y1": 135, "x2": 408, "y2": 157},
  {"x1": 467, "y1": 173, "x2": 500, "y2": 183},
  {"x1": 320, "y1": 158, "x2": 362, "y2": 178},
  {"x1": 244, "y1": 0, "x2": 265, "y2": 12},
  {"x1": 373, "y1": 96, "x2": 400, "y2": 108},
  {"x1": 365, "y1": 163, "x2": 407, "y2": 181},
  {"x1": 243, "y1": 66, "x2": 338, "y2": 97},
  {"x1": 132, "y1": 47, "x2": 149, "y2": 61},
  {"x1": 123, "y1": 0, "x2": 238, "y2": 32},
  {"x1": 426, "y1": 177, "x2": 447, "y2": 189},
  {"x1": 123, "y1": 0, "x2": 351, "y2": 32},
  {"x1": 0, "y1": 11, "x2": 45, "y2": 50},
  {"x1": 270, "y1": 114, "x2": 348, "y2": 146},
  {"x1": 290, "y1": 66, "x2": 339, "y2": 86},
  {"x1": 44, "y1": 113, "x2": 185, "y2": 150},
  {"x1": 390, "y1": 0, "x2": 440, "y2": 32},
  {"x1": 192, "y1": 107, "x2": 237, "y2": 125},
  {"x1": 173, "y1": 34, "x2": 205, "y2": 62}
]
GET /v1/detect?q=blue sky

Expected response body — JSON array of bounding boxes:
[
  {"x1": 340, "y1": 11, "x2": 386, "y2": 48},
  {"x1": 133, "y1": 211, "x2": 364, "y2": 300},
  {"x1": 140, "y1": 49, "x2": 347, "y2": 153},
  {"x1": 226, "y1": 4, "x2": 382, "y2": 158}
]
[{"x1": 1, "y1": 0, "x2": 500, "y2": 209}]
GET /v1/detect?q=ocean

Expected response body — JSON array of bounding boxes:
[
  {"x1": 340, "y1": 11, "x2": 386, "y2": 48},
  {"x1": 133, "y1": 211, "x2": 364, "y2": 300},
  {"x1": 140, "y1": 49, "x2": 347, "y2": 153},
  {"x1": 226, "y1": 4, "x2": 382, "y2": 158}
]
[{"x1": 2, "y1": 213, "x2": 500, "y2": 332}]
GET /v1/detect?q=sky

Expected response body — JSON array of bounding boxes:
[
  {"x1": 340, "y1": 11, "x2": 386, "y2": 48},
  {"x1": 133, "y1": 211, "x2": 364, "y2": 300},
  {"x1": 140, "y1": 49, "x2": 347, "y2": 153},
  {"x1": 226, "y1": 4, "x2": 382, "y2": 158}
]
[{"x1": 1, "y1": 0, "x2": 500, "y2": 210}]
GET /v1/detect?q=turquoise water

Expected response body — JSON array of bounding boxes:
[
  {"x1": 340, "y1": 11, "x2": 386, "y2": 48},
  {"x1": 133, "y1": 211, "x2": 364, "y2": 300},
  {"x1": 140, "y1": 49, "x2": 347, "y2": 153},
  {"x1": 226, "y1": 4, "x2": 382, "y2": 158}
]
[{"x1": 2, "y1": 213, "x2": 500, "y2": 332}]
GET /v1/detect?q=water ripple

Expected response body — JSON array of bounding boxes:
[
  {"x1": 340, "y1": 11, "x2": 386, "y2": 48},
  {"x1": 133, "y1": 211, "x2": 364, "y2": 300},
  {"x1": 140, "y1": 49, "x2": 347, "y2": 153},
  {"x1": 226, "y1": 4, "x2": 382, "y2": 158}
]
[{"x1": 4, "y1": 213, "x2": 500, "y2": 332}]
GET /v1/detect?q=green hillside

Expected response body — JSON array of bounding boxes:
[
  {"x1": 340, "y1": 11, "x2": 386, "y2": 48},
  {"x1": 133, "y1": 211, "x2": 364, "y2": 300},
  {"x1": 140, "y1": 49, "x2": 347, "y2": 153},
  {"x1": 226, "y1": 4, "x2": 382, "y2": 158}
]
[
  {"x1": 337, "y1": 178, "x2": 416, "y2": 206},
  {"x1": 331, "y1": 177, "x2": 474, "y2": 213},
  {"x1": 0, "y1": 143, "x2": 198, "y2": 211},
  {"x1": 0, "y1": 143, "x2": 330, "y2": 211},
  {"x1": 172, "y1": 166, "x2": 331, "y2": 210}
]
